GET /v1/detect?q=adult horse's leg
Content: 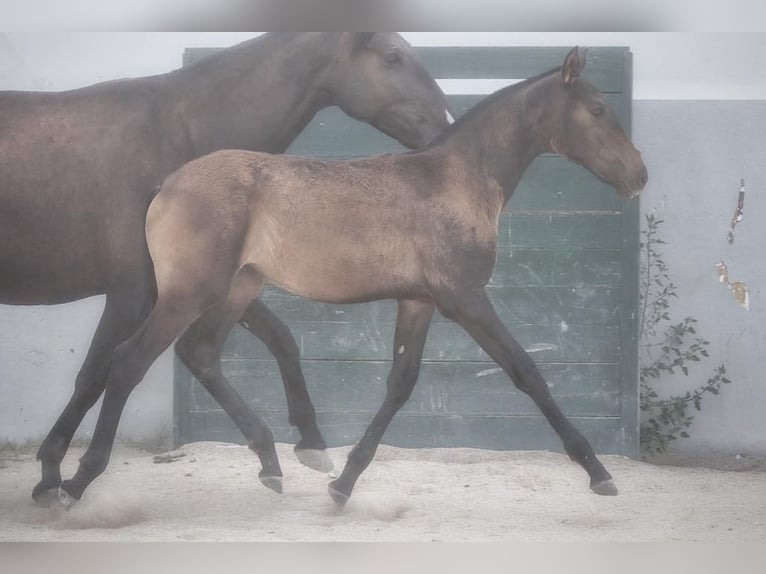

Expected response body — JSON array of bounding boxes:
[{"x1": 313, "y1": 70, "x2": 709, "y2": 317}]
[
  {"x1": 434, "y1": 287, "x2": 617, "y2": 495},
  {"x1": 328, "y1": 298, "x2": 434, "y2": 505},
  {"x1": 32, "y1": 289, "x2": 152, "y2": 506},
  {"x1": 237, "y1": 299, "x2": 331, "y2": 472},
  {"x1": 58, "y1": 268, "x2": 282, "y2": 503},
  {"x1": 175, "y1": 302, "x2": 302, "y2": 491}
]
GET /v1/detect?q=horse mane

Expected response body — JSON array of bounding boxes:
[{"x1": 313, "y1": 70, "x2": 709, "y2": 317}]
[{"x1": 425, "y1": 66, "x2": 562, "y2": 149}]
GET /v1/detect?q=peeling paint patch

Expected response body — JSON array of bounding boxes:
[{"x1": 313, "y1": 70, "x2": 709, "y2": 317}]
[
  {"x1": 714, "y1": 261, "x2": 728, "y2": 283},
  {"x1": 730, "y1": 281, "x2": 750, "y2": 311},
  {"x1": 559, "y1": 321, "x2": 569, "y2": 333},
  {"x1": 727, "y1": 178, "x2": 746, "y2": 244},
  {"x1": 714, "y1": 261, "x2": 750, "y2": 310}
]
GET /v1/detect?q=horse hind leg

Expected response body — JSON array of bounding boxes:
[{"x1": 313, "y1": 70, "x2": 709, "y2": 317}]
[
  {"x1": 33, "y1": 278, "x2": 155, "y2": 506},
  {"x1": 238, "y1": 299, "x2": 332, "y2": 473},
  {"x1": 56, "y1": 265, "x2": 262, "y2": 503},
  {"x1": 175, "y1": 273, "x2": 286, "y2": 492},
  {"x1": 53, "y1": 292, "x2": 201, "y2": 502}
]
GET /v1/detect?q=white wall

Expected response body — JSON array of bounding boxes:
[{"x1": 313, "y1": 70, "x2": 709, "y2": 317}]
[{"x1": 1, "y1": 32, "x2": 764, "y2": 453}]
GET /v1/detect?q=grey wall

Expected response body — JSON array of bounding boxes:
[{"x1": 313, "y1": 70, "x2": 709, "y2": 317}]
[{"x1": 633, "y1": 101, "x2": 766, "y2": 455}]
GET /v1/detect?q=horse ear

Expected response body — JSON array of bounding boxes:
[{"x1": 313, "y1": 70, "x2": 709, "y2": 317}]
[
  {"x1": 562, "y1": 46, "x2": 587, "y2": 85},
  {"x1": 353, "y1": 32, "x2": 375, "y2": 51}
]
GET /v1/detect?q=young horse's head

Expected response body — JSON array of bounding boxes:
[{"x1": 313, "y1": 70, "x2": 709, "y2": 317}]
[
  {"x1": 550, "y1": 47, "x2": 647, "y2": 198},
  {"x1": 331, "y1": 33, "x2": 453, "y2": 149}
]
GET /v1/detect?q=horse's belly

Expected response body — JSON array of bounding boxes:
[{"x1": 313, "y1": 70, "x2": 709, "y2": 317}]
[
  {"x1": 0, "y1": 205, "x2": 141, "y2": 305},
  {"x1": 254, "y1": 246, "x2": 421, "y2": 304},
  {"x1": 0, "y1": 257, "x2": 105, "y2": 305}
]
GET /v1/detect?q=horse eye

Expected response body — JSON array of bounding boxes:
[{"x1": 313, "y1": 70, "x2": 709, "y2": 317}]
[
  {"x1": 591, "y1": 105, "x2": 605, "y2": 117},
  {"x1": 384, "y1": 52, "x2": 402, "y2": 65}
]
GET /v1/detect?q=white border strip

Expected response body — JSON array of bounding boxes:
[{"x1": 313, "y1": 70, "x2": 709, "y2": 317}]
[{"x1": 436, "y1": 78, "x2": 524, "y2": 95}]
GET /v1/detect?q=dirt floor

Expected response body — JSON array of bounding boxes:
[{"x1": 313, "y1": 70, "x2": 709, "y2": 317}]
[{"x1": 1, "y1": 441, "x2": 765, "y2": 542}]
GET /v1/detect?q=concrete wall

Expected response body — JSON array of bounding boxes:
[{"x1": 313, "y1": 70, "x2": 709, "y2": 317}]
[
  {"x1": 1, "y1": 33, "x2": 764, "y2": 454},
  {"x1": 633, "y1": 101, "x2": 766, "y2": 455}
]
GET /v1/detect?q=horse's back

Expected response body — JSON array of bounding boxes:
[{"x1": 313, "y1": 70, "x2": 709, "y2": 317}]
[{"x1": 0, "y1": 79, "x2": 178, "y2": 303}]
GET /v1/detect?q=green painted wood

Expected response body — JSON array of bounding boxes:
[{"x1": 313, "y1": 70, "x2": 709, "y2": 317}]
[
  {"x1": 224, "y1": 322, "x2": 620, "y2": 363},
  {"x1": 181, "y1": 360, "x2": 621, "y2": 419},
  {"x1": 174, "y1": 45, "x2": 639, "y2": 457},
  {"x1": 178, "y1": 408, "x2": 628, "y2": 453},
  {"x1": 240, "y1": 285, "x2": 620, "y2": 327},
  {"x1": 617, "y1": 50, "x2": 640, "y2": 458},
  {"x1": 416, "y1": 46, "x2": 627, "y2": 91}
]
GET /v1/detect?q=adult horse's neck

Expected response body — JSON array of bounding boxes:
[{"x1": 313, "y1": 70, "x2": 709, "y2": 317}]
[
  {"x1": 436, "y1": 70, "x2": 562, "y2": 208},
  {"x1": 168, "y1": 33, "x2": 344, "y2": 157}
]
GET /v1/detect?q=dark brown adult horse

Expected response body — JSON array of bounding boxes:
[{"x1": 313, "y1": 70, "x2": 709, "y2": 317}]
[
  {"x1": 0, "y1": 33, "x2": 452, "y2": 505},
  {"x1": 55, "y1": 47, "x2": 647, "y2": 505}
]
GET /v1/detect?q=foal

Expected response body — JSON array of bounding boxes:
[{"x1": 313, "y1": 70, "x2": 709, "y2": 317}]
[{"x1": 58, "y1": 47, "x2": 646, "y2": 504}]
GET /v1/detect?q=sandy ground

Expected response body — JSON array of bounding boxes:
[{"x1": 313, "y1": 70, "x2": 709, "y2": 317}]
[{"x1": 1, "y1": 441, "x2": 765, "y2": 542}]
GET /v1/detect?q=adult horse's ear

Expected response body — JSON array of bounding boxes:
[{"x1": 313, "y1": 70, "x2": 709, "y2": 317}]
[
  {"x1": 353, "y1": 33, "x2": 375, "y2": 51},
  {"x1": 562, "y1": 46, "x2": 587, "y2": 85}
]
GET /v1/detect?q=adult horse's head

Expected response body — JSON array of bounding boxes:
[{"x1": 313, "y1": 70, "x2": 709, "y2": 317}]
[
  {"x1": 549, "y1": 47, "x2": 647, "y2": 199},
  {"x1": 331, "y1": 33, "x2": 453, "y2": 149}
]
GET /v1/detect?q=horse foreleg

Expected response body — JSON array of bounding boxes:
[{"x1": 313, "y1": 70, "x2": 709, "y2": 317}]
[
  {"x1": 435, "y1": 287, "x2": 617, "y2": 496},
  {"x1": 238, "y1": 299, "x2": 331, "y2": 472},
  {"x1": 328, "y1": 298, "x2": 434, "y2": 506},
  {"x1": 176, "y1": 299, "x2": 286, "y2": 492},
  {"x1": 32, "y1": 290, "x2": 151, "y2": 506}
]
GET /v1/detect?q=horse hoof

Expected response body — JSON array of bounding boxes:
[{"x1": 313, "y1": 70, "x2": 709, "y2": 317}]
[
  {"x1": 32, "y1": 488, "x2": 60, "y2": 508},
  {"x1": 32, "y1": 486, "x2": 76, "y2": 510},
  {"x1": 590, "y1": 479, "x2": 619, "y2": 496},
  {"x1": 32, "y1": 481, "x2": 59, "y2": 507},
  {"x1": 260, "y1": 475, "x2": 283, "y2": 494},
  {"x1": 327, "y1": 482, "x2": 349, "y2": 507},
  {"x1": 294, "y1": 448, "x2": 335, "y2": 473}
]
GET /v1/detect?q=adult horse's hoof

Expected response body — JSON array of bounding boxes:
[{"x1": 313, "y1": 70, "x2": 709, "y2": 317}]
[
  {"x1": 259, "y1": 475, "x2": 283, "y2": 494},
  {"x1": 294, "y1": 447, "x2": 335, "y2": 473},
  {"x1": 32, "y1": 486, "x2": 76, "y2": 510},
  {"x1": 32, "y1": 481, "x2": 60, "y2": 507},
  {"x1": 327, "y1": 481, "x2": 349, "y2": 507},
  {"x1": 590, "y1": 478, "x2": 619, "y2": 496}
]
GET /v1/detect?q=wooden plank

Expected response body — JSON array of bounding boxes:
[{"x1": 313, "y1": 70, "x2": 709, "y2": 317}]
[
  {"x1": 224, "y1": 322, "x2": 620, "y2": 363},
  {"x1": 416, "y1": 47, "x2": 627, "y2": 93},
  {"x1": 510, "y1": 155, "x2": 624, "y2": 213},
  {"x1": 488, "y1": 249, "x2": 622, "y2": 287},
  {"x1": 180, "y1": 409, "x2": 629, "y2": 453},
  {"x1": 184, "y1": 360, "x2": 620, "y2": 417},
  {"x1": 497, "y1": 213, "x2": 623, "y2": 251},
  {"x1": 617, "y1": 50, "x2": 640, "y2": 458},
  {"x1": 249, "y1": 284, "x2": 621, "y2": 327}
]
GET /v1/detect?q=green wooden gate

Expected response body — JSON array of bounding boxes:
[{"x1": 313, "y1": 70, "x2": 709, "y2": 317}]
[{"x1": 174, "y1": 45, "x2": 640, "y2": 457}]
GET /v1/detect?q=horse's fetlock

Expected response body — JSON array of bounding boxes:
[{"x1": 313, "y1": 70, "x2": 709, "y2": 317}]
[{"x1": 77, "y1": 453, "x2": 110, "y2": 478}]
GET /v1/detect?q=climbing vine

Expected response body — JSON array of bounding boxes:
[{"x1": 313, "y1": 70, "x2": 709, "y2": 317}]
[{"x1": 639, "y1": 214, "x2": 732, "y2": 455}]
